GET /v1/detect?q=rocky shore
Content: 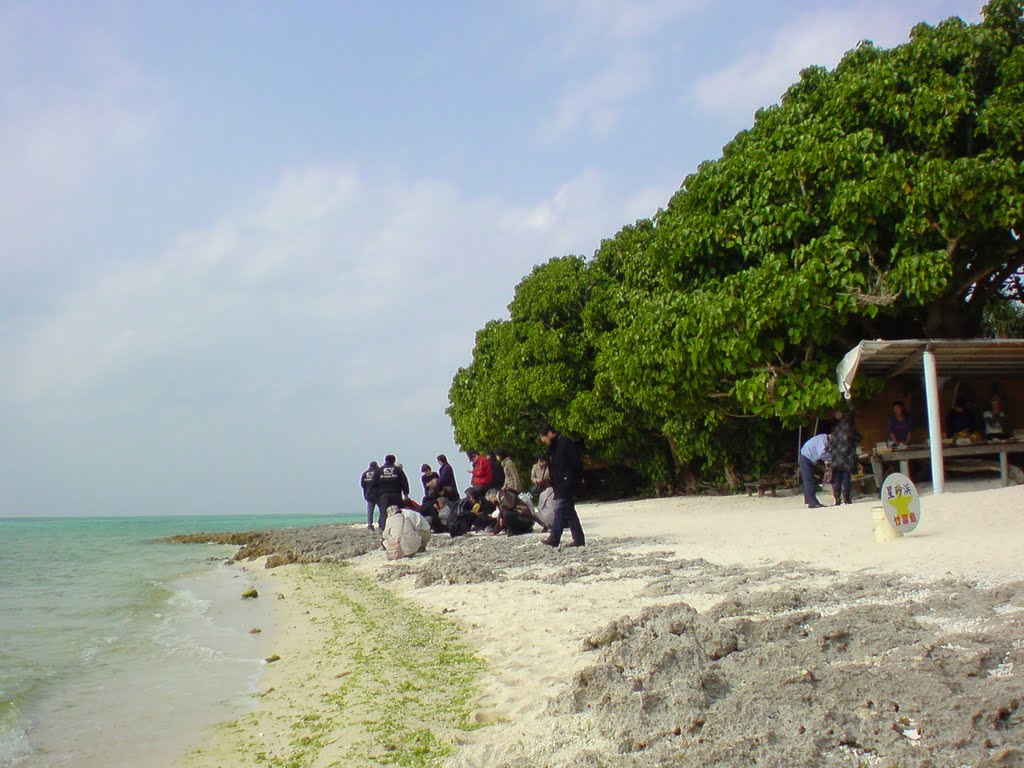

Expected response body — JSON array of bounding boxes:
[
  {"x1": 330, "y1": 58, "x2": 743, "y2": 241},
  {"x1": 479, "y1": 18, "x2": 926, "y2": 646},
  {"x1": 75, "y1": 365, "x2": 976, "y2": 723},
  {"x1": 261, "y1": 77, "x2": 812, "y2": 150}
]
[
  {"x1": 167, "y1": 486, "x2": 1024, "y2": 767},
  {"x1": 159, "y1": 524, "x2": 382, "y2": 566}
]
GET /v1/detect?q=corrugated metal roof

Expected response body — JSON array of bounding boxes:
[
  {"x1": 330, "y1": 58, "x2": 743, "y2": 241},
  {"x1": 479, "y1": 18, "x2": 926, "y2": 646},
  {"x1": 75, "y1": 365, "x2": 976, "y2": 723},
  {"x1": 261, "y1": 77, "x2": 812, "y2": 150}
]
[{"x1": 837, "y1": 339, "x2": 1024, "y2": 397}]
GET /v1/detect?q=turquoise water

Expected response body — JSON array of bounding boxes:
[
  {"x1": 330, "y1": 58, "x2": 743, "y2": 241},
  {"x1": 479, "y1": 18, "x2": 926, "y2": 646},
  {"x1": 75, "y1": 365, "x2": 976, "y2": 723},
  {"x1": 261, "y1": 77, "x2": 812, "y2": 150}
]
[{"x1": 0, "y1": 513, "x2": 359, "y2": 768}]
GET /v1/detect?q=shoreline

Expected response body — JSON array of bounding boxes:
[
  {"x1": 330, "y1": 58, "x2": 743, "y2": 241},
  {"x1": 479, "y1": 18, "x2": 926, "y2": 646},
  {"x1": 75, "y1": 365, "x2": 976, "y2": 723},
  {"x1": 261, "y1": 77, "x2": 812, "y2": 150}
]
[
  {"x1": 175, "y1": 481, "x2": 1024, "y2": 767},
  {"x1": 176, "y1": 557, "x2": 486, "y2": 768}
]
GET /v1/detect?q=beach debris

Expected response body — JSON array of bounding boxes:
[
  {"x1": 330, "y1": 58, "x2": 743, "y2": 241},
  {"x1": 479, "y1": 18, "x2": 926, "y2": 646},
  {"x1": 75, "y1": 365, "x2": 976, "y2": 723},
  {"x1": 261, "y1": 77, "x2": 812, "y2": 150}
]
[
  {"x1": 895, "y1": 717, "x2": 923, "y2": 741},
  {"x1": 241, "y1": 587, "x2": 259, "y2": 599},
  {"x1": 264, "y1": 654, "x2": 280, "y2": 663},
  {"x1": 277, "y1": 592, "x2": 285, "y2": 599},
  {"x1": 249, "y1": 627, "x2": 262, "y2": 634}
]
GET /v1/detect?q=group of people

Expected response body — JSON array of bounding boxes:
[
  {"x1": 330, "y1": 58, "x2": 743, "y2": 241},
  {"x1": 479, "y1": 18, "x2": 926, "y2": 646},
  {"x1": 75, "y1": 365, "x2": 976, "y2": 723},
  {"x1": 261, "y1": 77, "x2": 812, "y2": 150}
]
[
  {"x1": 800, "y1": 391, "x2": 1015, "y2": 509},
  {"x1": 889, "y1": 392, "x2": 1011, "y2": 445},
  {"x1": 946, "y1": 392, "x2": 1010, "y2": 440},
  {"x1": 799, "y1": 410, "x2": 862, "y2": 509},
  {"x1": 358, "y1": 423, "x2": 586, "y2": 558}
]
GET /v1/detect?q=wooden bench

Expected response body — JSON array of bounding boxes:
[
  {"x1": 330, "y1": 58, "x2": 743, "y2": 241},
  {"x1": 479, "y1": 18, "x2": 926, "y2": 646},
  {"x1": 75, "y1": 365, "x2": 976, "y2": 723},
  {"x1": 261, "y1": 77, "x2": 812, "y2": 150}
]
[{"x1": 745, "y1": 481, "x2": 777, "y2": 497}]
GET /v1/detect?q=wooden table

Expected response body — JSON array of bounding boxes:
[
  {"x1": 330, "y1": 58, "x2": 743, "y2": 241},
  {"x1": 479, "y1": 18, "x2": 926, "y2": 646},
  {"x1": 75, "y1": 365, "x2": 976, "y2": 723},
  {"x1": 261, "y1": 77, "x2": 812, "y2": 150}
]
[{"x1": 870, "y1": 441, "x2": 1024, "y2": 487}]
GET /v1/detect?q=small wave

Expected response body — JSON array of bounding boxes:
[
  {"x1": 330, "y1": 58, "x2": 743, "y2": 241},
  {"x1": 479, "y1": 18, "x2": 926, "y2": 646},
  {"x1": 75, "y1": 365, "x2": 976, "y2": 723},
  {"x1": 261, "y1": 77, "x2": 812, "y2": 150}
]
[
  {"x1": 147, "y1": 575, "x2": 264, "y2": 666},
  {"x1": 0, "y1": 702, "x2": 33, "y2": 768},
  {"x1": 162, "y1": 584, "x2": 213, "y2": 616}
]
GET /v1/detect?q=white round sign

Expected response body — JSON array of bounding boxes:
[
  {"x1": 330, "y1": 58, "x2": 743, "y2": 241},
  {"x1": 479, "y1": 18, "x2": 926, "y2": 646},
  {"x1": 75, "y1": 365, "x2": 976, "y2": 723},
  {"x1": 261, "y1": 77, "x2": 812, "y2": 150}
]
[{"x1": 880, "y1": 472, "x2": 922, "y2": 534}]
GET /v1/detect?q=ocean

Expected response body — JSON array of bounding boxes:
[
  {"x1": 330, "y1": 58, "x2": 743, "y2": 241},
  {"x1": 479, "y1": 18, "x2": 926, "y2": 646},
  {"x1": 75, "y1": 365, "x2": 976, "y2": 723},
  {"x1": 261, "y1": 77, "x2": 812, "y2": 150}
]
[{"x1": 0, "y1": 513, "x2": 359, "y2": 768}]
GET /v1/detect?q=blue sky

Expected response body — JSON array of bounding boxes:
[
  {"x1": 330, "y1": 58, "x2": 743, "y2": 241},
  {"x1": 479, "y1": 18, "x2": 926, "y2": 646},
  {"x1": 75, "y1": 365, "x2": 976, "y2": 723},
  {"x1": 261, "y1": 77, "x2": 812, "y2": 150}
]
[{"x1": 0, "y1": 0, "x2": 982, "y2": 516}]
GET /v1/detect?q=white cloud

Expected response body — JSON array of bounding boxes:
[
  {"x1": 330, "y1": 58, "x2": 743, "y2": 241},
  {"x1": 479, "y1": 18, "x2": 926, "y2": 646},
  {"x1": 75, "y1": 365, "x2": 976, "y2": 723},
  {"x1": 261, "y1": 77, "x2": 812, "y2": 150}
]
[
  {"x1": 538, "y1": 50, "x2": 653, "y2": 142},
  {"x1": 0, "y1": 163, "x2": 677, "y2": 513},
  {"x1": 0, "y1": 9, "x2": 156, "y2": 266},
  {"x1": 539, "y1": 0, "x2": 702, "y2": 52},
  {"x1": 534, "y1": 0, "x2": 701, "y2": 142},
  {"x1": 692, "y1": 2, "x2": 981, "y2": 121}
]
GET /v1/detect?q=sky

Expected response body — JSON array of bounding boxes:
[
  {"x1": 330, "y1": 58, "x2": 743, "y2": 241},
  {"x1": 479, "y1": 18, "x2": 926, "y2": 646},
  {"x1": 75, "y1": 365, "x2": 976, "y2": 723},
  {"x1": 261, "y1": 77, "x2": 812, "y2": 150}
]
[{"x1": 0, "y1": 0, "x2": 984, "y2": 517}]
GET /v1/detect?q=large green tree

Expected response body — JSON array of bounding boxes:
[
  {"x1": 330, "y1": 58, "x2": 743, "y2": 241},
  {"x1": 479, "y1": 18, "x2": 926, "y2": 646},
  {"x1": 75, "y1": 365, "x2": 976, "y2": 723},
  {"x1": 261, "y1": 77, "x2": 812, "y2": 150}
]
[{"x1": 449, "y1": 1, "x2": 1024, "y2": 492}]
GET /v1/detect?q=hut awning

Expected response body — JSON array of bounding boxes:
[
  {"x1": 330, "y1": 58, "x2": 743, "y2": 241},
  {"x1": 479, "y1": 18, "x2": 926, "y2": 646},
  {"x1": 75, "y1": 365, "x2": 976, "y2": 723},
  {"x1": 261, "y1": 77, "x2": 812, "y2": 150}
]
[{"x1": 837, "y1": 338, "x2": 1024, "y2": 399}]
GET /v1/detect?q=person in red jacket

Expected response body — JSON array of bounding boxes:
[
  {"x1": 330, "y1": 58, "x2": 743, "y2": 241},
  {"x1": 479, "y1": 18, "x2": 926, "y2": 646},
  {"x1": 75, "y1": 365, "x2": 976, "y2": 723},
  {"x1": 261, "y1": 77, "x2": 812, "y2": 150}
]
[{"x1": 466, "y1": 450, "x2": 492, "y2": 495}]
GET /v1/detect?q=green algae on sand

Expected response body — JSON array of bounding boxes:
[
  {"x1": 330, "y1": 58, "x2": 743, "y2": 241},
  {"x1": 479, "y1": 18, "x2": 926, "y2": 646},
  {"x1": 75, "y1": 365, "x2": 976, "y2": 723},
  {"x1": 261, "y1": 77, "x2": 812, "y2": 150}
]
[{"x1": 184, "y1": 562, "x2": 487, "y2": 768}]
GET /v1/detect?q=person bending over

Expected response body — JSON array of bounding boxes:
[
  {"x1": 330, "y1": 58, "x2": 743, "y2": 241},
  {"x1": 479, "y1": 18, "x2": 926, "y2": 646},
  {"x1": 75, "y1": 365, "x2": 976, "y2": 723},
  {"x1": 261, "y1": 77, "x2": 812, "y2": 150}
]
[
  {"x1": 382, "y1": 506, "x2": 431, "y2": 560},
  {"x1": 495, "y1": 489, "x2": 535, "y2": 536},
  {"x1": 799, "y1": 432, "x2": 830, "y2": 509}
]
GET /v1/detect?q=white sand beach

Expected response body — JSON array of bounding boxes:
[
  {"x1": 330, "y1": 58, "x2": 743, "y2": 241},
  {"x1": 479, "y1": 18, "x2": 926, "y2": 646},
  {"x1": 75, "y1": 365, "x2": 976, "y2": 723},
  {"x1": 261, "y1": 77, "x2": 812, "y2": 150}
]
[{"x1": 178, "y1": 479, "x2": 1024, "y2": 767}]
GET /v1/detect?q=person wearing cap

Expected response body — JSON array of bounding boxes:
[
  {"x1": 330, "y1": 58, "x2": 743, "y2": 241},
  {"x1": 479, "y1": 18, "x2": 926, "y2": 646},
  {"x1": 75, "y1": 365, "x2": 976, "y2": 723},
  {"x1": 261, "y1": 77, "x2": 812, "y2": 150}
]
[{"x1": 359, "y1": 461, "x2": 379, "y2": 530}]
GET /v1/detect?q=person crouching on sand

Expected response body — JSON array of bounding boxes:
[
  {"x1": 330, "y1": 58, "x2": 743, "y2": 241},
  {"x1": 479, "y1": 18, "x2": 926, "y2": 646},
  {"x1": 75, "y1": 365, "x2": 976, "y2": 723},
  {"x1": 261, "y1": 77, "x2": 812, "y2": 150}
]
[{"x1": 382, "y1": 505, "x2": 431, "y2": 560}]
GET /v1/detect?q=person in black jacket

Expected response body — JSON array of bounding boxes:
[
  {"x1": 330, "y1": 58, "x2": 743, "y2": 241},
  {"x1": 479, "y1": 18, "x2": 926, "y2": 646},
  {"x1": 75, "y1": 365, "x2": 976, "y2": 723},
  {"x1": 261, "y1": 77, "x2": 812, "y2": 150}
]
[
  {"x1": 373, "y1": 455, "x2": 410, "y2": 530},
  {"x1": 360, "y1": 461, "x2": 379, "y2": 530},
  {"x1": 538, "y1": 422, "x2": 585, "y2": 548},
  {"x1": 435, "y1": 454, "x2": 458, "y2": 500}
]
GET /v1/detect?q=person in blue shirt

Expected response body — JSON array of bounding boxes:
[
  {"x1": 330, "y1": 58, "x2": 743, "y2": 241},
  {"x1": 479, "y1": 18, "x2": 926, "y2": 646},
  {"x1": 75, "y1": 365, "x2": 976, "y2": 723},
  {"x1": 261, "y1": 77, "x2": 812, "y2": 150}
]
[{"x1": 799, "y1": 432, "x2": 831, "y2": 509}]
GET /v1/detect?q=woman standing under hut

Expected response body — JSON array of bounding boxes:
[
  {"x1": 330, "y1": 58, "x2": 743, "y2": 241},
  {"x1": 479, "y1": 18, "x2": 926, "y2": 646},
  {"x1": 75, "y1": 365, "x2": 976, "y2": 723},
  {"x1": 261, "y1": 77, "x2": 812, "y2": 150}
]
[{"x1": 830, "y1": 412, "x2": 861, "y2": 506}]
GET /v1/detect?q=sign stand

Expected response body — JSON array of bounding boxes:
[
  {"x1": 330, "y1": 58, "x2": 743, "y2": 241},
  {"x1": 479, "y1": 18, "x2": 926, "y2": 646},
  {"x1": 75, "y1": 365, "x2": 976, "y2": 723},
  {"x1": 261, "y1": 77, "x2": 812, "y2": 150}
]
[{"x1": 878, "y1": 472, "x2": 923, "y2": 540}]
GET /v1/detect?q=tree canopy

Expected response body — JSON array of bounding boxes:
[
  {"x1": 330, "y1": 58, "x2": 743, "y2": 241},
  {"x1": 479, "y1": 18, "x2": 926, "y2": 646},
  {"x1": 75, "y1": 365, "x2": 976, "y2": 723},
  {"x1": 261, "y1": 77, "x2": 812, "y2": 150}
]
[{"x1": 448, "y1": 1, "x2": 1024, "y2": 494}]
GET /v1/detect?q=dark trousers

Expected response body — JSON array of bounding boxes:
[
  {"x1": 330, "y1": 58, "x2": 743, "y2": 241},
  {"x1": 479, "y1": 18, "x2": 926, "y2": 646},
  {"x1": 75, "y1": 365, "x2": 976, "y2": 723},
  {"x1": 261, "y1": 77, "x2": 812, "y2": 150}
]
[
  {"x1": 831, "y1": 469, "x2": 851, "y2": 504},
  {"x1": 365, "y1": 498, "x2": 376, "y2": 526},
  {"x1": 550, "y1": 496, "x2": 585, "y2": 545},
  {"x1": 377, "y1": 493, "x2": 401, "y2": 529},
  {"x1": 799, "y1": 455, "x2": 821, "y2": 507}
]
